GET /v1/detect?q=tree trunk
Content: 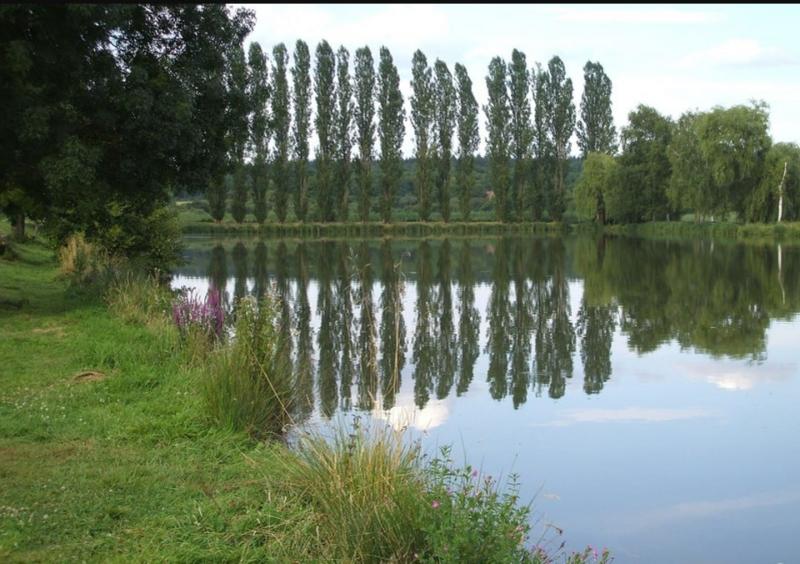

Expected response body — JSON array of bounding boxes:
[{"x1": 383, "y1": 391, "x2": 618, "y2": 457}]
[
  {"x1": 13, "y1": 212, "x2": 25, "y2": 241},
  {"x1": 777, "y1": 161, "x2": 787, "y2": 223}
]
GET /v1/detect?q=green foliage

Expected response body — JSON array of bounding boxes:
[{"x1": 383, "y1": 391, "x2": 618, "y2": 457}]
[
  {"x1": 667, "y1": 112, "x2": 712, "y2": 217},
  {"x1": 577, "y1": 61, "x2": 617, "y2": 157},
  {"x1": 206, "y1": 176, "x2": 228, "y2": 223},
  {"x1": 230, "y1": 165, "x2": 250, "y2": 224},
  {"x1": 532, "y1": 64, "x2": 553, "y2": 221},
  {"x1": 271, "y1": 43, "x2": 291, "y2": 223},
  {"x1": 57, "y1": 232, "x2": 110, "y2": 287},
  {"x1": 747, "y1": 142, "x2": 800, "y2": 222},
  {"x1": 314, "y1": 40, "x2": 337, "y2": 222},
  {"x1": 411, "y1": 50, "x2": 435, "y2": 222},
  {"x1": 335, "y1": 46, "x2": 353, "y2": 222},
  {"x1": 434, "y1": 60, "x2": 456, "y2": 223},
  {"x1": 354, "y1": 47, "x2": 376, "y2": 223},
  {"x1": 615, "y1": 105, "x2": 672, "y2": 222},
  {"x1": 544, "y1": 56, "x2": 576, "y2": 221},
  {"x1": 105, "y1": 271, "x2": 174, "y2": 330},
  {"x1": 292, "y1": 40, "x2": 312, "y2": 221},
  {"x1": 508, "y1": 49, "x2": 533, "y2": 221},
  {"x1": 421, "y1": 446, "x2": 535, "y2": 563},
  {"x1": 454, "y1": 63, "x2": 479, "y2": 222},
  {"x1": 377, "y1": 47, "x2": 405, "y2": 223},
  {"x1": 484, "y1": 57, "x2": 511, "y2": 222},
  {"x1": 203, "y1": 294, "x2": 293, "y2": 438},
  {"x1": 575, "y1": 152, "x2": 618, "y2": 224}
]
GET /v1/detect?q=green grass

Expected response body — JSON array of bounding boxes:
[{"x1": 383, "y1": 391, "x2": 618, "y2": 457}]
[
  {"x1": 601, "y1": 220, "x2": 800, "y2": 244},
  {"x1": 1, "y1": 232, "x2": 601, "y2": 562}
]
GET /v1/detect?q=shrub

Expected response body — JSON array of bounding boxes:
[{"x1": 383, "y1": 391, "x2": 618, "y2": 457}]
[
  {"x1": 203, "y1": 294, "x2": 293, "y2": 438},
  {"x1": 172, "y1": 286, "x2": 225, "y2": 342}
]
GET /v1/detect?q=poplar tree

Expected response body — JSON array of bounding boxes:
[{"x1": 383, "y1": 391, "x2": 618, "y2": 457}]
[
  {"x1": 377, "y1": 47, "x2": 405, "y2": 224},
  {"x1": 271, "y1": 43, "x2": 290, "y2": 222},
  {"x1": 545, "y1": 56, "x2": 575, "y2": 221},
  {"x1": 577, "y1": 61, "x2": 617, "y2": 157},
  {"x1": 292, "y1": 40, "x2": 311, "y2": 221},
  {"x1": 227, "y1": 44, "x2": 250, "y2": 224},
  {"x1": 454, "y1": 63, "x2": 479, "y2": 221},
  {"x1": 354, "y1": 46, "x2": 376, "y2": 222},
  {"x1": 248, "y1": 42, "x2": 270, "y2": 224},
  {"x1": 531, "y1": 63, "x2": 551, "y2": 220},
  {"x1": 411, "y1": 50, "x2": 435, "y2": 221},
  {"x1": 484, "y1": 56, "x2": 511, "y2": 222},
  {"x1": 335, "y1": 46, "x2": 353, "y2": 221},
  {"x1": 508, "y1": 49, "x2": 532, "y2": 221},
  {"x1": 434, "y1": 59, "x2": 456, "y2": 222},
  {"x1": 314, "y1": 40, "x2": 337, "y2": 222}
]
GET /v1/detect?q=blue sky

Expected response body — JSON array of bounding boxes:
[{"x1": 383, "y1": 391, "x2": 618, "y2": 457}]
[{"x1": 237, "y1": 3, "x2": 800, "y2": 156}]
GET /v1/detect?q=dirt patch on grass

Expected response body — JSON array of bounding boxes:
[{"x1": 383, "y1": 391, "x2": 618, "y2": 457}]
[
  {"x1": 72, "y1": 370, "x2": 106, "y2": 383},
  {"x1": 32, "y1": 325, "x2": 67, "y2": 338}
]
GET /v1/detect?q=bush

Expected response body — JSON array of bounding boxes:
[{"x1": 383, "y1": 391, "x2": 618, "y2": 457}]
[
  {"x1": 203, "y1": 294, "x2": 293, "y2": 438},
  {"x1": 105, "y1": 271, "x2": 174, "y2": 329},
  {"x1": 171, "y1": 286, "x2": 226, "y2": 364}
]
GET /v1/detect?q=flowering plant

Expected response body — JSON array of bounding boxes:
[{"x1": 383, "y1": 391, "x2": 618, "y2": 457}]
[{"x1": 172, "y1": 286, "x2": 225, "y2": 340}]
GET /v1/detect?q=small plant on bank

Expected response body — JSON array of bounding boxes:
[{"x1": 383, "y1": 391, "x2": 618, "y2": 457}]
[
  {"x1": 418, "y1": 446, "x2": 535, "y2": 563},
  {"x1": 58, "y1": 232, "x2": 110, "y2": 286},
  {"x1": 203, "y1": 293, "x2": 294, "y2": 438}
]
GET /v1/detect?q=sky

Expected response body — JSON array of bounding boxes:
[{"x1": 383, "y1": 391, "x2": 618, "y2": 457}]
[{"x1": 235, "y1": 3, "x2": 800, "y2": 156}]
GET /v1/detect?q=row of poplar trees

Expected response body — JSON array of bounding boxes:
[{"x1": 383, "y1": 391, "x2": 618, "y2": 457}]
[{"x1": 209, "y1": 40, "x2": 615, "y2": 224}]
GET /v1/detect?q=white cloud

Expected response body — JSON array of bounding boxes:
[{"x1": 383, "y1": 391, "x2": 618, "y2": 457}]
[
  {"x1": 677, "y1": 360, "x2": 795, "y2": 391},
  {"x1": 677, "y1": 38, "x2": 800, "y2": 69},
  {"x1": 552, "y1": 7, "x2": 721, "y2": 25},
  {"x1": 534, "y1": 407, "x2": 715, "y2": 427}
]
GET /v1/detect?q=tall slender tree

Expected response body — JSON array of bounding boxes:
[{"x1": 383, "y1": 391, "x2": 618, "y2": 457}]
[
  {"x1": 577, "y1": 61, "x2": 617, "y2": 157},
  {"x1": 410, "y1": 50, "x2": 435, "y2": 221},
  {"x1": 454, "y1": 63, "x2": 479, "y2": 221},
  {"x1": 353, "y1": 47, "x2": 376, "y2": 222},
  {"x1": 433, "y1": 59, "x2": 456, "y2": 222},
  {"x1": 532, "y1": 63, "x2": 552, "y2": 221},
  {"x1": 335, "y1": 46, "x2": 353, "y2": 221},
  {"x1": 377, "y1": 46, "x2": 405, "y2": 224},
  {"x1": 508, "y1": 49, "x2": 532, "y2": 221},
  {"x1": 248, "y1": 42, "x2": 270, "y2": 224},
  {"x1": 314, "y1": 40, "x2": 337, "y2": 222},
  {"x1": 271, "y1": 43, "x2": 290, "y2": 222},
  {"x1": 484, "y1": 56, "x2": 511, "y2": 222},
  {"x1": 545, "y1": 56, "x2": 575, "y2": 221},
  {"x1": 292, "y1": 40, "x2": 311, "y2": 221},
  {"x1": 227, "y1": 44, "x2": 250, "y2": 224}
]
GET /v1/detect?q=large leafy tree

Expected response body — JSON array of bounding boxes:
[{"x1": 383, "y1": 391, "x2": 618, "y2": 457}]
[
  {"x1": 248, "y1": 42, "x2": 270, "y2": 224},
  {"x1": 615, "y1": 105, "x2": 672, "y2": 222},
  {"x1": 574, "y1": 152, "x2": 618, "y2": 224},
  {"x1": 271, "y1": 43, "x2": 290, "y2": 222},
  {"x1": 508, "y1": 49, "x2": 532, "y2": 221},
  {"x1": 666, "y1": 111, "x2": 711, "y2": 219},
  {"x1": 292, "y1": 40, "x2": 312, "y2": 221},
  {"x1": 433, "y1": 60, "x2": 456, "y2": 222},
  {"x1": 454, "y1": 63, "x2": 479, "y2": 221},
  {"x1": 377, "y1": 46, "x2": 405, "y2": 224},
  {"x1": 410, "y1": 50, "x2": 435, "y2": 221},
  {"x1": 544, "y1": 56, "x2": 575, "y2": 221},
  {"x1": 577, "y1": 61, "x2": 616, "y2": 157},
  {"x1": 334, "y1": 46, "x2": 353, "y2": 221},
  {"x1": 748, "y1": 142, "x2": 800, "y2": 222},
  {"x1": 314, "y1": 40, "x2": 337, "y2": 222},
  {"x1": 484, "y1": 56, "x2": 511, "y2": 222},
  {"x1": 0, "y1": 5, "x2": 253, "y2": 251},
  {"x1": 353, "y1": 46, "x2": 375, "y2": 222}
]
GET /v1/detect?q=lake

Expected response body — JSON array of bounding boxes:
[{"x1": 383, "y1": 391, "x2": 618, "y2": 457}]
[{"x1": 172, "y1": 233, "x2": 800, "y2": 563}]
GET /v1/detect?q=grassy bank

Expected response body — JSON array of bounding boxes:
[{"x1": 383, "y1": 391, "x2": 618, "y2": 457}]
[{"x1": 0, "y1": 234, "x2": 605, "y2": 562}]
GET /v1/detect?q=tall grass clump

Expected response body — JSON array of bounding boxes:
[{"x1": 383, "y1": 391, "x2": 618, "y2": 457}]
[
  {"x1": 58, "y1": 232, "x2": 110, "y2": 286},
  {"x1": 203, "y1": 294, "x2": 293, "y2": 438},
  {"x1": 280, "y1": 421, "x2": 428, "y2": 561},
  {"x1": 105, "y1": 271, "x2": 174, "y2": 330}
]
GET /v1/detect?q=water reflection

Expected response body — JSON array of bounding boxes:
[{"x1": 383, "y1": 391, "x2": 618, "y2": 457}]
[{"x1": 189, "y1": 235, "x2": 800, "y2": 420}]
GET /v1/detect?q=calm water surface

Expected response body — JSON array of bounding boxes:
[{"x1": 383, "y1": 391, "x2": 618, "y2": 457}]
[{"x1": 172, "y1": 234, "x2": 800, "y2": 563}]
